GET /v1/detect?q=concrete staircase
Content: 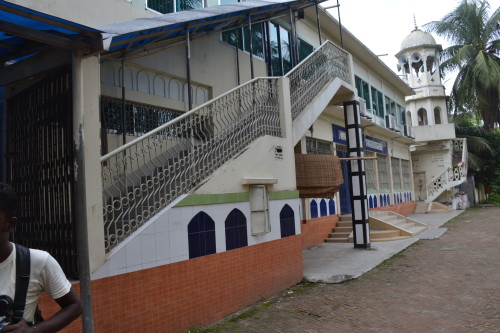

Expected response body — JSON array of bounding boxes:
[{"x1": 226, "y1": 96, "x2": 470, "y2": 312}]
[
  {"x1": 324, "y1": 215, "x2": 353, "y2": 243},
  {"x1": 369, "y1": 211, "x2": 427, "y2": 238},
  {"x1": 414, "y1": 201, "x2": 430, "y2": 214}
]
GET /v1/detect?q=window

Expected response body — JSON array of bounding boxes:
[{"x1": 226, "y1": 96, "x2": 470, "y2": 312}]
[
  {"x1": 306, "y1": 137, "x2": 332, "y2": 155},
  {"x1": 147, "y1": 0, "x2": 202, "y2": 14},
  {"x1": 225, "y1": 209, "x2": 248, "y2": 251},
  {"x1": 298, "y1": 38, "x2": 314, "y2": 62},
  {"x1": 100, "y1": 97, "x2": 183, "y2": 137},
  {"x1": 280, "y1": 204, "x2": 296, "y2": 238},
  {"x1": 377, "y1": 155, "x2": 388, "y2": 190},
  {"x1": 355, "y1": 76, "x2": 371, "y2": 109},
  {"x1": 391, "y1": 157, "x2": 402, "y2": 191},
  {"x1": 364, "y1": 151, "x2": 377, "y2": 191},
  {"x1": 418, "y1": 108, "x2": 428, "y2": 125},
  {"x1": 222, "y1": 23, "x2": 264, "y2": 58},
  {"x1": 371, "y1": 87, "x2": 385, "y2": 117},
  {"x1": 188, "y1": 212, "x2": 216, "y2": 259},
  {"x1": 434, "y1": 107, "x2": 442, "y2": 124},
  {"x1": 310, "y1": 200, "x2": 318, "y2": 218},
  {"x1": 385, "y1": 97, "x2": 396, "y2": 118},
  {"x1": 401, "y1": 160, "x2": 411, "y2": 189},
  {"x1": 320, "y1": 199, "x2": 328, "y2": 217},
  {"x1": 270, "y1": 23, "x2": 292, "y2": 76}
]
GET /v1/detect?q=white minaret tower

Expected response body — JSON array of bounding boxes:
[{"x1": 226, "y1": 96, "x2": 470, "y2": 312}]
[{"x1": 395, "y1": 24, "x2": 450, "y2": 131}]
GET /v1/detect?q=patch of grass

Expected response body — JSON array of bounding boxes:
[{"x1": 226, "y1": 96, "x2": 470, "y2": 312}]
[{"x1": 393, "y1": 253, "x2": 406, "y2": 258}]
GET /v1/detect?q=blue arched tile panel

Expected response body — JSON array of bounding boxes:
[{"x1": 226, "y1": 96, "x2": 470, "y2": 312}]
[
  {"x1": 225, "y1": 209, "x2": 248, "y2": 251},
  {"x1": 328, "y1": 199, "x2": 335, "y2": 215},
  {"x1": 280, "y1": 204, "x2": 296, "y2": 238},
  {"x1": 320, "y1": 199, "x2": 328, "y2": 217},
  {"x1": 188, "y1": 211, "x2": 216, "y2": 259},
  {"x1": 310, "y1": 200, "x2": 318, "y2": 218}
]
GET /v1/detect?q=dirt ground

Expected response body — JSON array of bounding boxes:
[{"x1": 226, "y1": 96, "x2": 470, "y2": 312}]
[{"x1": 189, "y1": 207, "x2": 500, "y2": 333}]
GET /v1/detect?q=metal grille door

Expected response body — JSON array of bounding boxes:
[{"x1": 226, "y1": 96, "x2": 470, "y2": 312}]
[{"x1": 6, "y1": 67, "x2": 77, "y2": 278}]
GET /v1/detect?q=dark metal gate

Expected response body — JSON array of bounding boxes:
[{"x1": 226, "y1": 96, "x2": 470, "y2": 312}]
[{"x1": 6, "y1": 67, "x2": 78, "y2": 278}]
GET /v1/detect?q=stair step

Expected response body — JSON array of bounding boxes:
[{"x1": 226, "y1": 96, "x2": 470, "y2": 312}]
[
  {"x1": 370, "y1": 229, "x2": 401, "y2": 240},
  {"x1": 333, "y1": 226, "x2": 352, "y2": 233},
  {"x1": 324, "y1": 238, "x2": 349, "y2": 243},
  {"x1": 339, "y1": 215, "x2": 352, "y2": 222},
  {"x1": 336, "y1": 221, "x2": 352, "y2": 228},
  {"x1": 328, "y1": 232, "x2": 351, "y2": 239}
]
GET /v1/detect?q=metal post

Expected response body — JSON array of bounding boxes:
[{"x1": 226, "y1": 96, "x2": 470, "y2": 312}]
[
  {"x1": 236, "y1": 29, "x2": 240, "y2": 86},
  {"x1": 337, "y1": 0, "x2": 344, "y2": 48},
  {"x1": 186, "y1": 26, "x2": 193, "y2": 111},
  {"x1": 72, "y1": 52, "x2": 95, "y2": 333},
  {"x1": 289, "y1": 7, "x2": 297, "y2": 66},
  {"x1": 343, "y1": 100, "x2": 370, "y2": 249},
  {"x1": 315, "y1": 0, "x2": 322, "y2": 45},
  {"x1": 121, "y1": 57, "x2": 126, "y2": 145},
  {"x1": 248, "y1": 15, "x2": 254, "y2": 79}
]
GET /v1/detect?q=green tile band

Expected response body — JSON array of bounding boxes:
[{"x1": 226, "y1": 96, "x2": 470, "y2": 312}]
[{"x1": 175, "y1": 190, "x2": 300, "y2": 207}]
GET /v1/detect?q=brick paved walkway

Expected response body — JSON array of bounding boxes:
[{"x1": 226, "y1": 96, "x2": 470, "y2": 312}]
[{"x1": 192, "y1": 207, "x2": 500, "y2": 333}]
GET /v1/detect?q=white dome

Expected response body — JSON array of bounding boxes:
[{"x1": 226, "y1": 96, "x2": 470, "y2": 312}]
[{"x1": 400, "y1": 29, "x2": 436, "y2": 50}]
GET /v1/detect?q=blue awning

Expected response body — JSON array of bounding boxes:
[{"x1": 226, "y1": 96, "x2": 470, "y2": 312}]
[
  {"x1": 101, "y1": 0, "x2": 323, "y2": 54},
  {"x1": 0, "y1": 0, "x2": 103, "y2": 64}
]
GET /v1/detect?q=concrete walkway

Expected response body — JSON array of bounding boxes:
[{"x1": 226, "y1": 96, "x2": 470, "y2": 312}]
[{"x1": 302, "y1": 209, "x2": 464, "y2": 283}]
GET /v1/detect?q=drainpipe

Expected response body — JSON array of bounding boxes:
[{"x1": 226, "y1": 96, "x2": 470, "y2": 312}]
[
  {"x1": 336, "y1": 0, "x2": 344, "y2": 48},
  {"x1": 186, "y1": 25, "x2": 193, "y2": 111},
  {"x1": 72, "y1": 52, "x2": 95, "y2": 333}
]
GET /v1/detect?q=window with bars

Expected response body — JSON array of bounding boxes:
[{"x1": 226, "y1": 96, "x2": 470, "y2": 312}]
[
  {"x1": 401, "y1": 159, "x2": 411, "y2": 189},
  {"x1": 371, "y1": 87, "x2": 385, "y2": 117},
  {"x1": 377, "y1": 154, "x2": 389, "y2": 190},
  {"x1": 147, "y1": 0, "x2": 202, "y2": 14},
  {"x1": 355, "y1": 76, "x2": 371, "y2": 109},
  {"x1": 100, "y1": 96, "x2": 183, "y2": 137},
  {"x1": 222, "y1": 22, "x2": 264, "y2": 59},
  {"x1": 306, "y1": 137, "x2": 333, "y2": 155},
  {"x1": 391, "y1": 157, "x2": 402, "y2": 190},
  {"x1": 364, "y1": 151, "x2": 377, "y2": 191}
]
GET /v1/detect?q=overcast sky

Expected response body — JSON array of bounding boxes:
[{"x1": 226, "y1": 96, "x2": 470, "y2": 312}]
[{"x1": 321, "y1": 0, "x2": 500, "y2": 93}]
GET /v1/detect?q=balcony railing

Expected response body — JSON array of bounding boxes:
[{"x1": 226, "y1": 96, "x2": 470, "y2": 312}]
[
  {"x1": 286, "y1": 41, "x2": 351, "y2": 120},
  {"x1": 101, "y1": 78, "x2": 280, "y2": 252},
  {"x1": 426, "y1": 138, "x2": 467, "y2": 201}
]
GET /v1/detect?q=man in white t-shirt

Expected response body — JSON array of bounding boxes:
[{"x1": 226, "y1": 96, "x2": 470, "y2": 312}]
[{"x1": 0, "y1": 182, "x2": 82, "y2": 332}]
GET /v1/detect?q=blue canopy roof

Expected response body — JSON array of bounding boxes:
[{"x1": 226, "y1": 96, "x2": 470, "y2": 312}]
[
  {"x1": 0, "y1": 0, "x2": 102, "y2": 63},
  {"x1": 101, "y1": 0, "x2": 323, "y2": 54}
]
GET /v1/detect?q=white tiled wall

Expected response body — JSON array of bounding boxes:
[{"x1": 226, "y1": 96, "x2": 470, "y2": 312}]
[{"x1": 92, "y1": 198, "x2": 302, "y2": 280}]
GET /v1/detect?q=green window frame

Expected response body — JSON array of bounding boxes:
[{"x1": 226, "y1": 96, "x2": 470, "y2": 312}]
[{"x1": 222, "y1": 23, "x2": 264, "y2": 59}]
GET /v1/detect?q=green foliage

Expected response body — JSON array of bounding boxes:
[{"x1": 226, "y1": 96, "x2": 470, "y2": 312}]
[{"x1": 424, "y1": 0, "x2": 500, "y2": 130}]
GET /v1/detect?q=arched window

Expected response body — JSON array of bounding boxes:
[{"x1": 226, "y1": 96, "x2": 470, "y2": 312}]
[
  {"x1": 320, "y1": 199, "x2": 328, "y2": 217},
  {"x1": 280, "y1": 204, "x2": 296, "y2": 238},
  {"x1": 374, "y1": 195, "x2": 378, "y2": 208},
  {"x1": 188, "y1": 212, "x2": 216, "y2": 259},
  {"x1": 434, "y1": 107, "x2": 442, "y2": 124},
  {"x1": 418, "y1": 108, "x2": 428, "y2": 126},
  {"x1": 328, "y1": 199, "x2": 335, "y2": 215},
  {"x1": 369, "y1": 196, "x2": 373, "y2": 209},
  {"x1": 225, "y1": 209, "x2": 248, "y2": 251},
  {"x1": 310, "y1": 200, "x2": 318, "y2": 218}
]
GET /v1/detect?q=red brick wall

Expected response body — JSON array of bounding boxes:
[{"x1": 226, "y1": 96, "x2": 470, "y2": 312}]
[
  {"x1": 300, "y1": 215, "x2": 339, "y2": 249},
  {"x1": 369, "y1": 201, "x2": 416, "y2": 216},
  {"x1": 39, "y1": 235, "x2": 303, "y2": 333}
]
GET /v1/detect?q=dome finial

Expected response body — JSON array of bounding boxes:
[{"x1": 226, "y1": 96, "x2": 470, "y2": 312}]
[{"x1": 413, "y1": 14, "x2": 418, "y2": 30}]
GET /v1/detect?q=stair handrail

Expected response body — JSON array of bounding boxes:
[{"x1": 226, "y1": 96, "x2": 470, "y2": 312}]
[
  {"x1": 426, "y1": 138, "x2": 467, "y2": 201},
  {"x1": 101, "y1": 77, "x2": 281, "y2": 252},
  {"x1": 285, "y1": 40, "x2": 351, "y2": 120}
]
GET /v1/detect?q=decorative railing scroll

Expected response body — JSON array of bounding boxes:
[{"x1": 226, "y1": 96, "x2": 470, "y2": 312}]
[
  {"x1": 285, "y1": 41, "x2": 351, "y2": 120},
  {"x1": 101, "y1": 78, "x2": 280, "y2": 252},
  {"x1": 427, "y1": 138, "x2": 467, "y2": 201}
]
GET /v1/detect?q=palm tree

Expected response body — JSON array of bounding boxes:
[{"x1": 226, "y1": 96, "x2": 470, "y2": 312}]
[{"x1": 424, "y1": 0, "x2": 500, "y2": 131}]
